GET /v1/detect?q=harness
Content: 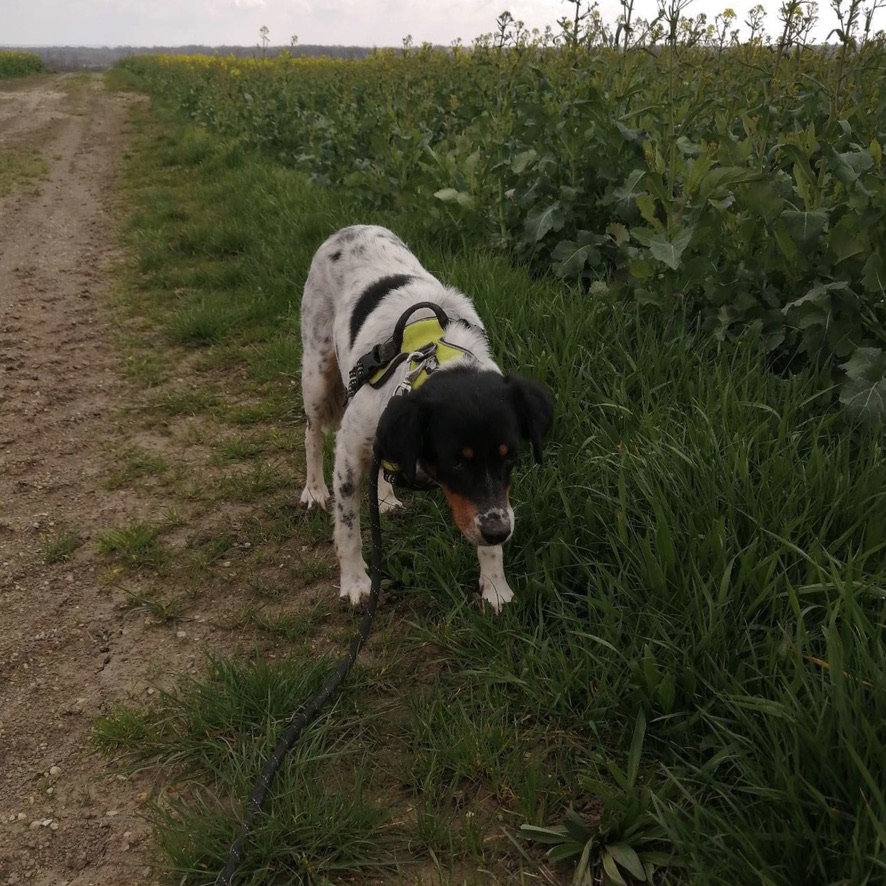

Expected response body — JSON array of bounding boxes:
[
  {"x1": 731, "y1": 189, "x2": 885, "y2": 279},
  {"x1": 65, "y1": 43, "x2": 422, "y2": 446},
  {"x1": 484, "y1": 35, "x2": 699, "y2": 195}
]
[
  {"x1": 347, "y1": 301, "x2": 476, "y2": 401},
  {"x1": 347, "y1": 301, "x2": 481, "y2": 489}
]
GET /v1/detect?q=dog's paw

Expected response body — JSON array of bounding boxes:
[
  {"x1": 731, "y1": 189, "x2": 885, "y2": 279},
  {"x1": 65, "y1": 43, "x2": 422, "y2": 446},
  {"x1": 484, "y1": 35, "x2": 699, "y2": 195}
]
[
  {"x1": 479, "y1": 577, "x2": 515, "y2": 614},
  {"x1": 378, "y1": 493, "x2": 404, "y2": 514},
  {"x1": 339, "y1": 572, "x2": 372, "y2": 606},
  {"x1": 299, "y1": 484, "x2": 330, "y2": 511}
]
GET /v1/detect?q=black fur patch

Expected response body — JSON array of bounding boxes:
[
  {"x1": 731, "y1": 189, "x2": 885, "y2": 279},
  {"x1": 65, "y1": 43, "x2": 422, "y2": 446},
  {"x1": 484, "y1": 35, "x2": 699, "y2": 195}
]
[
  {"x1": 349, "y1": 274, "x2": 414, "y2": 346},
  {"x1": 331, "y1": 250, "x2": 342, "y2": 262}
]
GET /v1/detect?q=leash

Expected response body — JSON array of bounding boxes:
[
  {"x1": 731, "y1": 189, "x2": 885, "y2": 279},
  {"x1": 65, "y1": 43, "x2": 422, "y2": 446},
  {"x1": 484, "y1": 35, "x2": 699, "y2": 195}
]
[{"x1": 215, "y1": 452, "x2": 385, "y2": 886}]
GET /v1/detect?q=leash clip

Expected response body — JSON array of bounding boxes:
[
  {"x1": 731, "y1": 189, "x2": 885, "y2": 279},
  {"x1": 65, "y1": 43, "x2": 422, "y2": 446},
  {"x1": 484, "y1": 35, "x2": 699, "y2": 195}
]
[{"x1": 393, "y1": 346, "x2": 436, "y2": 397}]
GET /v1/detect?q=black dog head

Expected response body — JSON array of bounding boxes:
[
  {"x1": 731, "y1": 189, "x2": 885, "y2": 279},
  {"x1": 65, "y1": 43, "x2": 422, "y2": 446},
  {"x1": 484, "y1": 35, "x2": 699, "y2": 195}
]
[{"x1": 375, "y1": 368, "x2": 554, "y2": 546}]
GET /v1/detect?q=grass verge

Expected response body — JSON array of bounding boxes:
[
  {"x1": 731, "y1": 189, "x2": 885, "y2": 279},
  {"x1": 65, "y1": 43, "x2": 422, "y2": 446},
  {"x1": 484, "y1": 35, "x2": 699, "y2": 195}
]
[
  {"x1": 0, "y1": 146, "x2": 49, "y2": 197},
  {"x1": 96, "y1": 79, "x2": 886, "y2": 886}
]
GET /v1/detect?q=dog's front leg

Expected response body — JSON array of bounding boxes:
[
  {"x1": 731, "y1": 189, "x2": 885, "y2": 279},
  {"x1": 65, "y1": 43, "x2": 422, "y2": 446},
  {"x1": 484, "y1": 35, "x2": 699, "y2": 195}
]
[
  {"x1": 333, "y1": 414, "x2": 373, "y2": 606},
  {"x1": 477, "y1": 546, "x2": 515, "y2": 613}
]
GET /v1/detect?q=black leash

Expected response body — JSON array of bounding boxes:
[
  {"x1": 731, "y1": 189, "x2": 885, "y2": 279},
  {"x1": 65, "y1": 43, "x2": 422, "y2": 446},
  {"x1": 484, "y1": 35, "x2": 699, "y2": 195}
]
[{"x1": 215, "y1": 452, "x2": 385, "y2": 886}]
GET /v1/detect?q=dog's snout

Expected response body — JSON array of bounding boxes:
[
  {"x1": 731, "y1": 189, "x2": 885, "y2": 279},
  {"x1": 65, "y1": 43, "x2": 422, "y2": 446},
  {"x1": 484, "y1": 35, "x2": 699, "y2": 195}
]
[{"x1": 479, "y1": 511, "x2": 511, "y2": 546}]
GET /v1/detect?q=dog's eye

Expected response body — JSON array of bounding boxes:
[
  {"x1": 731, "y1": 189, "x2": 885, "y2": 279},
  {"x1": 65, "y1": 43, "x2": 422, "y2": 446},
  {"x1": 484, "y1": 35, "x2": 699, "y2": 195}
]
[{"x1": 451, "y1": 447, "x2": 474, "y2": 469}]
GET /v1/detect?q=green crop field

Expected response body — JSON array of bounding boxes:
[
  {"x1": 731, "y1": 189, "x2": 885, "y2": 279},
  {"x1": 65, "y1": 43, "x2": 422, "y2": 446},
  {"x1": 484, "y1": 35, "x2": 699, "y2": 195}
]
[
  {"x1": 99, "y1": 4, "x2": 886, "y2": 885},
  {"x1": 0, "y1": 50, "x2": 45, "y2": 79}
]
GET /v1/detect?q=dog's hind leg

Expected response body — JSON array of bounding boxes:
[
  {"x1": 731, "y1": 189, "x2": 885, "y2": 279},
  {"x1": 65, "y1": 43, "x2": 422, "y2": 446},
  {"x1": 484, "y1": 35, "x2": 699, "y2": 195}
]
[
  {"x1": 299, "y1": 308, "x2": 344, "y2": 511},
  {"x1": 332, "y1": 409, "x2": 374, "y2": 605}
]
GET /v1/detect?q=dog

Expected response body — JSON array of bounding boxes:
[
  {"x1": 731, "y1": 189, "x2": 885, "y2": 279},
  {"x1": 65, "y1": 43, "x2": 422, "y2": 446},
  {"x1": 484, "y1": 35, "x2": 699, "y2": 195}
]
[{"x1": 299, "y1": 225, "x2": 553, "y2": 612}]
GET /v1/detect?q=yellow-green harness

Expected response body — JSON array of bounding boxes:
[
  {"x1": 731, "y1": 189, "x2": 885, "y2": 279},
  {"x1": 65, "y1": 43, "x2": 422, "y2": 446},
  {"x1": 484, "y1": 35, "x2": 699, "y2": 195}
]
[
  {"x1": 347, "y1": 302, "x2": 481, "y2": 487},
  {"x1": 346, "y1": 301, "x2": 478, "y2": 401},
  {"x1": 370, "y1": 316, "x2": 473, "y2": 392}
]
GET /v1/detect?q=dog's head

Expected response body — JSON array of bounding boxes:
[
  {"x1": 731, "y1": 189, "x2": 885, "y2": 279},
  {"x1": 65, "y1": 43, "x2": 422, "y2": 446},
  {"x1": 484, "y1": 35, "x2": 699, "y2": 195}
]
[{"x1": 375, "y1": 368, "x2": 554, "y2": 546}]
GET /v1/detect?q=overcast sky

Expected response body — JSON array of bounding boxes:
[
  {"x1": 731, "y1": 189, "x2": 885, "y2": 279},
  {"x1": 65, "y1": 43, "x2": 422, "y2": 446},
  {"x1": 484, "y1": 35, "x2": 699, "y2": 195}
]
[{"x1": 3, "y1": 0, "x2": 874, "y2": 48}]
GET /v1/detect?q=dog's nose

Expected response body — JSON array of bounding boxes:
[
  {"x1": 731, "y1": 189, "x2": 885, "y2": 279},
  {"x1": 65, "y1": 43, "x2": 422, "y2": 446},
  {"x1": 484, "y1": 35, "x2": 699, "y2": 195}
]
[{"x1": 479, "y1": 512, "x2": 511, "y2": 545}]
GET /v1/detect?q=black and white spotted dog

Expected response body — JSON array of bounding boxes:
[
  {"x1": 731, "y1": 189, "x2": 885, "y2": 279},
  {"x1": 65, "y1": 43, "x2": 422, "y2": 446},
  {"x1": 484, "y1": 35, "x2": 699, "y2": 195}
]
[{"x1": 299, "y1": 225, "x2": 553, "y2": 613}]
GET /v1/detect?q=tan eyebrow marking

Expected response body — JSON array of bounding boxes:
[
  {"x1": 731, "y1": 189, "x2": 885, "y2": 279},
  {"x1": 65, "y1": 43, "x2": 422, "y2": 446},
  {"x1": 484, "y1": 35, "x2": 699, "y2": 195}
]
[
  {"x1": 498, "y1": 444, "x2": 509, "y2": 457},
  {"x1": 461, "y1": 447, "x2": 474, "y2": 460}
]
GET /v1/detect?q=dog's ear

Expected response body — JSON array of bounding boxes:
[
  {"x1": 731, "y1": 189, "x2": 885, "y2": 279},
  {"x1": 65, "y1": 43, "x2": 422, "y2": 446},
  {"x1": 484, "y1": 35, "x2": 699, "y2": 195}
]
[
  {"x1": 375, "y1": 393, "x2": 428, "y2": 484},
  {"x1": 507, "y1": 375, "x2": 554, "y2": 464}
]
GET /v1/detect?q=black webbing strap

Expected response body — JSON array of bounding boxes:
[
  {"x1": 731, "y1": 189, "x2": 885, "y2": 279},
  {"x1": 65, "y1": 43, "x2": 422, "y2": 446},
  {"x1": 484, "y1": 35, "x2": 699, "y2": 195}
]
[{"x1": 347, "y1": 302, "x2": 451, "y2": 400}]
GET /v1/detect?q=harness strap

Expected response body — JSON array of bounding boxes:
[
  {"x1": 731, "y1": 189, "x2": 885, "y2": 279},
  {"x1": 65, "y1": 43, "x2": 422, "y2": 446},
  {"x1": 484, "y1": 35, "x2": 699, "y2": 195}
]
[{"x1": 348, "y1": 302, "x2": 470, "y2": 401}]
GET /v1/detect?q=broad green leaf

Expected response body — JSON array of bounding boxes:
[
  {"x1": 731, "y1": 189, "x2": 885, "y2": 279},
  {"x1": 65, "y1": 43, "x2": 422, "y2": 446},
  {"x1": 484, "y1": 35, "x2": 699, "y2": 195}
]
[
  {"x1": 551, "y1": 237, "x2": 602, "y2": 280},
  {"x1": 635, "y1": 193, "x2": 658, "y2": 227},
  {"x1": 695, "y1": 165, "x2": 763, "y2": 203},
  {"x1": 463, "y1": 149, "x2": 481, "y2": 172},
  {"x1": 831, "y1": 148, "x2": 873, "y2": 186},
  {"x1": 862, "y1": 252, "x2": 885, "y2": 294},
  {"x1": 841, "y1": 347, "x2": 886, "y2": 381},
  {"x1": 779, "y1": 143, "x2": 818, "y2": 204},
  {"x1": 576, "y1": 840, "x2": 594, "y2": 886},
  {"x1": 648, "y1": 227, "x2": 693, "y2": 270},
  {"x1": 839, "y1": 374, "x2": 886, "y2": 422},
  {"x1": 608, "y1": 169, "x2": 646, "y2": 204},
  {"x1": 627, "y1": 708, "x2": 647, "y2": 787},
  {"x1": 564, "y1": 808, "x2": 591, "y2": 842},
  {"x1": 524, "y1": 201, "x2": 564, "y2": 243},
  {"x1": 630, "y1": 226, "x2": 655, "y2": 247},
  {"x1": 433, "y1": 187, "x2": 459, "y2": 202},
  {"x1": 519, "y1": 823, "x2": 570, "y2": 844},
  {"x1": 511, "y1": 148, "x2": 537, "y2": 174},
  {"x1": 616, "y1": 120, "x2": 643, "y2": 142},
  {"x1": 783, "y1": 280, "x2": 848, "y2": 313},
  {"x1": 658, "y1": 670, "x2": 676, "y2": 713},
  {"x1": 629, "y1": 259, "x2": 656, "y2": 280},
  {"x1": 550, "y1": 843, "x2": 585, "y2": 862},
  {"x1": 685, "y1": 154, "x2": 714, "y2": 196},
  {"x1": 602, "y1": 850, "x2": 629, "y2": 885},
  {"x1": 607, "y1": 222, "x2": 630, "y2": 248},
  {"x1": 781, "y1": 209, "x2": 829, "y2": 246},
  {"x1": 773, "y1": 217, "x2": 801, "y2": 264},
  {"x1": 607, "y1": 843, "x2": 648, "y2": 881},
  {"x1": 828, "y1": 216, "x2": 868, "y2": 264},
  {"x1": 675, "y1": 135, "x2": 702, "y2": 156}
]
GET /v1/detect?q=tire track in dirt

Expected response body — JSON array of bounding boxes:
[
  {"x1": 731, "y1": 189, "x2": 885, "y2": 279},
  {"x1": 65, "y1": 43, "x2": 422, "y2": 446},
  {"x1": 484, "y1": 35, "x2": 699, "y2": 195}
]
[{"x1": 0, "y1": 73, "x2": 170, "y2": 886}]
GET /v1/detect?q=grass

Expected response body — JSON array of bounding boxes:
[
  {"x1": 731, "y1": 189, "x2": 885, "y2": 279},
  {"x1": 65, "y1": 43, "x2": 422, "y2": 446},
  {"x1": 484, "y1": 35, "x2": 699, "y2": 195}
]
[
  {"x1": 41, "y1": 527, "x2": 84, "y2": 564},
  {"x1": 105, "y1": 444, "x2": 170, "y2": 489},
  {"x1": 97, "y1": 517, "x2": 183, "y2": 573},
  {"x1": 95, "y1": 79, "x2": 886, "y2": 886},
  {"x1": 0, "y1": 146, "x2": 49, "y2": 197}
]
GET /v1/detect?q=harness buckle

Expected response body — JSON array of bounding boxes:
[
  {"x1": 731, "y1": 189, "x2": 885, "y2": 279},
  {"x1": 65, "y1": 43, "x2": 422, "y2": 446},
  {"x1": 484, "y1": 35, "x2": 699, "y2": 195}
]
[{"x1": 393, "y1": 345, "x2": 437, "y2": 398}]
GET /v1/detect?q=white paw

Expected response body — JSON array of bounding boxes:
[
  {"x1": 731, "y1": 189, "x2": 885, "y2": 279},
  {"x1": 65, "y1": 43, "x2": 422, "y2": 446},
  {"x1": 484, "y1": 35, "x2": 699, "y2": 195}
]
[
  {"x1": 339, "y1": 571, "x2": 372, "y2": 606},
  {"x1": 378, "y1": 493, "x2": 404, "y2": 514},
  {"x1": 479, "y1": 577, "x2": 515, "y2": 614},
  {"x1": 299, "y1": 484, "x2": 330, "y2": 511}
]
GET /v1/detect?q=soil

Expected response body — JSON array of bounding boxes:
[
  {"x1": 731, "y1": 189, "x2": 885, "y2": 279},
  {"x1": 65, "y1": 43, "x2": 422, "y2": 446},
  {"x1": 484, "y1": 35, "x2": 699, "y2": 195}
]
[{"x1": 0, "y1": 73, "x2": 184, "y2": 886}]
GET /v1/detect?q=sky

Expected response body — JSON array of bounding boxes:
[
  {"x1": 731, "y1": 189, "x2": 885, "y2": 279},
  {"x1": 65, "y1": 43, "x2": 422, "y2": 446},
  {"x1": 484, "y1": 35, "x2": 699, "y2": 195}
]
[{"x1": 2, "y1": 0, "x2": 875, "y2": 48}]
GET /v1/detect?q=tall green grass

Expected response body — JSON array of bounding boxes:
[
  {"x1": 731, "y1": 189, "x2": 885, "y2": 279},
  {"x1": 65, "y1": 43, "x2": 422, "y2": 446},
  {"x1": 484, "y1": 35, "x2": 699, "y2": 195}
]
[{"x1": 99, "y1": 94, "x2": 886, "y2": 886}]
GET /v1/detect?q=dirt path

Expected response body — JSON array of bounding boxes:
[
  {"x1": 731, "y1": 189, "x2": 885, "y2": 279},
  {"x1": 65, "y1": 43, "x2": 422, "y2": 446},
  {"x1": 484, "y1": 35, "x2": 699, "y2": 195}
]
[{"x1": 0, "y1": 73, "x2": 165, "y2": 886}]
